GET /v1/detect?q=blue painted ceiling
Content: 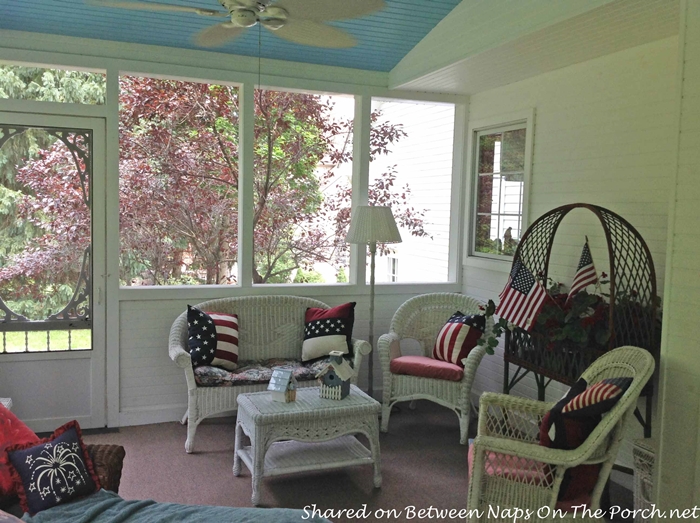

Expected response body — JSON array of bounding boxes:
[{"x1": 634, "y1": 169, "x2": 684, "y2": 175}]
[{"x1": 0, "y1": 0, "x2": 462, "y2": 72}]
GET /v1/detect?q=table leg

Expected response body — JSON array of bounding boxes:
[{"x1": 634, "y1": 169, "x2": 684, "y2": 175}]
[
  {"x1": 232, "y1": 420, "x2": 243, "y2": 477},
  {"x1": 368, "y1": 423, "x2": 382, "y2": 488},
  {"x1": 251, "y1": 434, "x2": 266, "y2": 506}
]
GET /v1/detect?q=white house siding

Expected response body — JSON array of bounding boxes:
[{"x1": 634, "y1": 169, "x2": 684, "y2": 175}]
[
  {"x1": 370, "y1": 100, "x2": 455, "y2": 283},
  {"x1": 463, "y1": 36, "x2": 679, "y2": 468},
  {"x1": 657, "y1": 0, "x2": 700, "y2": 509},
  {"x1": 117, "y1": 289, "x2": 425, "y2": 426}
]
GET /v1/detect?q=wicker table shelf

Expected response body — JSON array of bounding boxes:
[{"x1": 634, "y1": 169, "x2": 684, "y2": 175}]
[
  {"x1": 237, "y1": 436, "x2": 373, "y2": 477},
  {"x1": 233, "y1": 385, "x2": 382, "y2": 505}
]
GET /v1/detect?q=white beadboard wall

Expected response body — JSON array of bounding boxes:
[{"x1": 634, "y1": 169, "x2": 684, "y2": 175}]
[
  {"x1": 463, "y1": 36, "x2": 679, "y2": 467},
  {"x1": 657, "y1": 0, "x2": 700, "y2": 509},
  {"x1": 117, "y1": 289, "x2": 426, "y2": 426}
]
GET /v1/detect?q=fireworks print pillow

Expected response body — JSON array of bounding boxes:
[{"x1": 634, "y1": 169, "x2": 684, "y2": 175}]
[{"x1": 6, "y1": 420, "x2": 100, "y2": 515}]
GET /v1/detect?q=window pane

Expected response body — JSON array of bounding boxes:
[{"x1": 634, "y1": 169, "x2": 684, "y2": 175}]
[
  {"x1": 477, "y1": 174, "x2": 498, "y2": 214},
  {"x1": 253, "y1": 90, "x2": 353, "y2": 284},
  {"x1": 119, "y1": 76, "x2": 239, "y2": 286},
  {"x1": 369, "y1": 99, "x2": 455, "y2": 283},
  {"x1": 0, "y1": 65, "x2": 105, "y2": 104},
  {"x1": 473, "y1": 124, "x2": 526, "y2": 258},
  {"x1": 478, "y1": 133, "x2": 499, "y2": 173},
  {"x1": 501, "y1": 128, "x2": 526, "y2": 172}
]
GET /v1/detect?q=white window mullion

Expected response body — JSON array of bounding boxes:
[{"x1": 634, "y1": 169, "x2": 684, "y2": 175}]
[
  {"x1": 237, "y1": 82, "x2": 255, "y2": 288},
  {"x1": 349, "y1": 94, "x2": 371, "y2": 286}
]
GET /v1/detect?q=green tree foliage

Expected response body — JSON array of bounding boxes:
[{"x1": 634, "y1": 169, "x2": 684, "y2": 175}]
[{"x1": 0, "y1": 66, "x2": 105, "y2": 318}]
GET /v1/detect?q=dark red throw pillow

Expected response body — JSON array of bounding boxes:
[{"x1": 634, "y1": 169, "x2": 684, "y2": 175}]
[
  {"x1": 540, "y1": 377, "x2": 632, "y2": 504},
  {"x1": 6, "y1": 420, "x2": 100, "y2": 515},
  {"x1": 0, "y1": 405, "x2": 39, "y2": 497}
]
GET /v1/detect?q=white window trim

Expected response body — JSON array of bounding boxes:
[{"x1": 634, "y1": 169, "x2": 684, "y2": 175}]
[{"x1": 464, "y1": 108, "x2": 535, "y2": 268}]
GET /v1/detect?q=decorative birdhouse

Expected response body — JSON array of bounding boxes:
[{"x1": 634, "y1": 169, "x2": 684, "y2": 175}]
[
  {"x1": 316, "y1": 351, "x2": 353, "y2": 400},
  {"x1": 268, "y1": 367, "x2": 297, "y2": 403}
]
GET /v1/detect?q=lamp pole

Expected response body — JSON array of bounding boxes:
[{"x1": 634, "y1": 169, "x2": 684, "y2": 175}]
[{"x1": 368, "y1": 240, "x2": 377, "y2": 398}]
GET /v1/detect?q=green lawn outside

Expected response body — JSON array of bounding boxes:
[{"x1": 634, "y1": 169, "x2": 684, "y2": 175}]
[{"x1": 2, "y1": 329, "x2": 92, "y2": 353}]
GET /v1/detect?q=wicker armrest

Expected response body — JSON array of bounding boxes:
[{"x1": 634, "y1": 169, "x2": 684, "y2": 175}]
[
  {"x1": 168, "y1": 311, "x2": 191, "y2": 369},
  {"x1": 477, "y1": 392, "x2": 554, "y2": 443},
  {"x1": 473, "y1": 434, "x2": 588, "y2": 467},
  {"x1": 377, "y1": 332, "x2": 401, "y2": 360},
  {"x1": 351, "y1": 338, "x2": 371, "y2": 356},
  {"x1": 87, "y1": 444, "x2": 126, "y2": 494}
]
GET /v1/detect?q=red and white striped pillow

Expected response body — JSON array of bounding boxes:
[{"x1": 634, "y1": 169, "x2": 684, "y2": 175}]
[
  {"x1": 187, "y1": 306, "x2": 239, "y2": 371},
  {"x1": 432, "y1": 312, "x2": 486, "y2": 368},
  {"x1": 561, "y1": 377, "x2": 632, "y2": 416}
]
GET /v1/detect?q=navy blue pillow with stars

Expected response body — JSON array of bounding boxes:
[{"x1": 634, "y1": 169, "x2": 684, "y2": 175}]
[
  {"x1": 187, "y1": 305, "x2": 217, "y2": 368},
  {"x1": 6, "y1": 420, "x2": 99, "y2": 516}
]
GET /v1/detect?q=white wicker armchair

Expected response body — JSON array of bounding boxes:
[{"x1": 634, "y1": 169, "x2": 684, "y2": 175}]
[
  {"x1": 169, "y1": 295, "x2": 371, "y2": 453},
  {"x1": 377, "y1": 293, "x2": 492, "y2": 445},
  {"x1": 466, "y1": 346, "x2": 655, "y2": 522}
]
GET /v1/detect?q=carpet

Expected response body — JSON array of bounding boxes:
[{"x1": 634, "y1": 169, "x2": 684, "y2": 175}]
[{"x1": 83, "y1": 401, "x2": 632, "y2": 522}]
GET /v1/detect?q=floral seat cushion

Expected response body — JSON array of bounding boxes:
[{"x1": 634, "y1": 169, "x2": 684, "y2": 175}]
[{"x1": 193, "y1": 357, "x2": 353, "y2": 387}]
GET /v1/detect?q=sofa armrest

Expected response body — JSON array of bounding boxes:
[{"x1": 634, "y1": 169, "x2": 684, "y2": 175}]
[
  {"x1": 352, "y1": 338, "x2": 371, "y2": 356},
  {"x1": 169, "y1": 311, "x2": 192, "y2": 369},
  {"x1": 350, "y1": 338, "x2": 371, "y2": 385},
  {"x1": 87, "y1": 444, "x2": 126, "y2": 494}
]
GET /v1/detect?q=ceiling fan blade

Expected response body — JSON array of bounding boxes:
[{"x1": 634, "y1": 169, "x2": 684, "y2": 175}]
[
  {"x1": 272, "y1": 20, "x2": 356, "y2": 48},
  {"x1": 194, "y1": 23, "x2": 247, "y2": 47},
  {"x1": 87, "y1": 0, "x2": 226, "y2": 16},
  {"x1": 273, "y1": 0, "x2": 385, "y2": 22}
]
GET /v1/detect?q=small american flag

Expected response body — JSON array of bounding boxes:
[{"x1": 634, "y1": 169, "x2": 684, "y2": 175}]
[
  {"x1": 496, "y1": 261, "x2": 548, "y2": 331},
  {"x1": 568, "y1": 241, "x2": 597, "y2": 300}
]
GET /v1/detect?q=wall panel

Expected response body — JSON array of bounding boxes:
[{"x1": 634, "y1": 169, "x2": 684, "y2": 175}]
[{"x1": 463, "y1": 36, "x2": 679, "y2": 467}]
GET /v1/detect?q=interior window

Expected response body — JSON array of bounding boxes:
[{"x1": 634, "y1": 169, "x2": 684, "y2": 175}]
[{"x1": 473, "y1": 124, "x2": 527, "y2": 258}]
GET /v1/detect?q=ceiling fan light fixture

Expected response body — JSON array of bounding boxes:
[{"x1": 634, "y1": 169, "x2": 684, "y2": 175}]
[{"x1": 230, "y1": 8, "x2": 257, "y2": 27}]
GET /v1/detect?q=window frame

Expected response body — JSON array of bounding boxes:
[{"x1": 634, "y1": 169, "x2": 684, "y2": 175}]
[{"x1": 465, "y1": 109, "x2": 535, "y2": 265}]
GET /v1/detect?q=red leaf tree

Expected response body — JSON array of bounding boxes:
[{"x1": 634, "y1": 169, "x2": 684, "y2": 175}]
[{"x1": 2, "y1": 76, "x2": 428, "y2": 291}]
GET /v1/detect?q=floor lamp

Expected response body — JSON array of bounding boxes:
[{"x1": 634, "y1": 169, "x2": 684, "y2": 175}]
[{"x1": 346, "y1": 206, "x2": 402, "y2": 398}]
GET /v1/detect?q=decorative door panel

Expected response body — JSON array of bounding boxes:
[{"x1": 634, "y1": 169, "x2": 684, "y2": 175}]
[{"x1": 0, "y1": 113, "x2": 106, "y2": 431}]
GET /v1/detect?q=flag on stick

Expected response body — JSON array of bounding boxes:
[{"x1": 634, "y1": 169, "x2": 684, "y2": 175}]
[
  {"x1": 568, "y1": 241, "x2": 598, "y2": 300},
  {"x1": 495, "y1": 260, "x2": 549, "y2": 331}
]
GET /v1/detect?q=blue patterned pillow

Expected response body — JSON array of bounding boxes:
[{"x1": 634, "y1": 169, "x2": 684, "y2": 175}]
[{"x1": 6, "y1": 420, "x2": 100, "y2": 515}]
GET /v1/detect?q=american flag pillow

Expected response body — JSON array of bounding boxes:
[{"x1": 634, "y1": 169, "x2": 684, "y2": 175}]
[
  {"x1": 187, "y1": 305, "x2": 239, "y2": 371},
  {"x1": 302, "y1": 302, "x2": 355, "y2": 362},
  {"x1": 432, "y1": 312, "x2": 486, "y2": 367}
]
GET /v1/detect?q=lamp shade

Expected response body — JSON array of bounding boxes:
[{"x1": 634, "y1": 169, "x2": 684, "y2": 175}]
[{"x1": 345, "y1": 206, "x2": 402, "y2": 245}]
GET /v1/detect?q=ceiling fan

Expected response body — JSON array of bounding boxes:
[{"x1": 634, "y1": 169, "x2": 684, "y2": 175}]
[{"x1": 88, "y1": 0, "x2": 385, "y2": 48}]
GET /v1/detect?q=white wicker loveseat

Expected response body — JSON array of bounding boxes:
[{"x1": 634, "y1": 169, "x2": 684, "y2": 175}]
[
  {"x1": 169, "y1": 295, "x2": 371, "y2": 453},
  {"x1": 377, "y1": 292, "x2": 492, "y2": 445}
]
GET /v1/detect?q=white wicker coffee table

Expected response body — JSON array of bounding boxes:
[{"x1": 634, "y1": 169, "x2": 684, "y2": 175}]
[{"x1": 233, "y1": 385, "x2": 381, "y2": 505}]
